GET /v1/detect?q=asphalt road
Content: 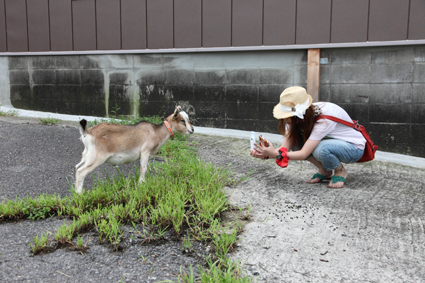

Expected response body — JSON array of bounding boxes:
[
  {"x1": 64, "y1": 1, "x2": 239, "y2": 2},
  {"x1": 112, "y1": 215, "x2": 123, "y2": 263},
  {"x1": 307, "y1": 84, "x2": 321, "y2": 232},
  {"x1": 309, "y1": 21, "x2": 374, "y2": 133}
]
[{"x1": 0, "y1": 117, "x2": 207, "y2": 283}]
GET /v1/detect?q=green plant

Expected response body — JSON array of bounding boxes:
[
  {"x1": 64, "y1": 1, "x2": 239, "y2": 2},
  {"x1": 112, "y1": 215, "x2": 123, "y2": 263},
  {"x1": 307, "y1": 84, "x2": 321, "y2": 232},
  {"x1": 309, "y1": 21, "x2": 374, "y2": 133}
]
[
  {"x1": 0, "y1": 106, "x2": 18, "y2": 117},
  {"x1": 140, "y1": 254, "x2": 148, "y2": 262},
  {"x1": 30, "y1": 232, "x2": 51, "y2": 255},
  {"x1": 110, "y1": 103, "x2": 121, "y2": 118},
  {"x1": 76, "y1": 235, "x2": 84, "y2": 249},
  {"x1": 39, "y1": 116, "x2": 60, "y2": 125},
  {"x1": 21, "y1": 196, "x2": 58, "y2": 220},
  {"x1": 197, "y1": 257, "x2": 252, "y2": 283},
  {"x1": 73, "y1": 234, "x2": 89, "y2": 253},
  {"x1": 179, "y1": 265, "x2": 196, "y2": 282},
  {"x1": 238, "y1": 202, "x2": 253, "y2": 221},
  {"x1": 54, "y1": 222, "x2": 75, "y2": 246},
  {"x1": 182, "y1": 230, "x2": 193, "y2": 253},
  {"x1": 95, "y1": 214, "x2": 123, "y2": 251}
]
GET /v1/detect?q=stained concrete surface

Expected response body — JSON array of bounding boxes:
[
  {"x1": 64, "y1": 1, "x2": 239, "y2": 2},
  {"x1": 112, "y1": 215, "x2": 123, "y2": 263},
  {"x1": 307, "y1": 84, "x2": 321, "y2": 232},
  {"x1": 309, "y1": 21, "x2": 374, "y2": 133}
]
[
  {"x1": 191, "y1": 134, "x2": 425, "y2": 283},
  {"x1": 1, "y1": 115, "x2": 425, "y2": 282}
]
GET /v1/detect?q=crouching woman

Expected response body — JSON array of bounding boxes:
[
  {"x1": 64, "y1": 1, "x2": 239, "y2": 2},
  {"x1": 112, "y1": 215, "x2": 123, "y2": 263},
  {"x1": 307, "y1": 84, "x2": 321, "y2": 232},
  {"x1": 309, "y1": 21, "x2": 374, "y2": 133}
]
[{"x1": 250, "y1": 86, "x2": 366, "y2": 188}]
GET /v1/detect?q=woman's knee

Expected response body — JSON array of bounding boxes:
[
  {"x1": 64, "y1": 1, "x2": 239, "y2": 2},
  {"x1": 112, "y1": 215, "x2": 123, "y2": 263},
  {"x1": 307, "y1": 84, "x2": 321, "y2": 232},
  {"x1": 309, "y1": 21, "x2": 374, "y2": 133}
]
[
  {"x1": 312, "y1": 142, "x2": 328, "y2": 161},
  {"x1": 312, "y1": 142, "x2": 342, "y2": 170}
]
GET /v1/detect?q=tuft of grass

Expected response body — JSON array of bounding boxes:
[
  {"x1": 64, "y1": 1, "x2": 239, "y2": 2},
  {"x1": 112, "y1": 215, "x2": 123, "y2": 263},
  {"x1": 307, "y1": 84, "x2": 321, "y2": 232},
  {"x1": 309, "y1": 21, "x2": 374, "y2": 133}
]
[
  {"x1": 39, "y1": 116, "x2": 60, "y2": 125},
  {"x1": 182, "y1": 230, "x2": 193, "y2": 253},
  {"x1": 0, "y1": 105, "x2": 18, "y2": 117},
  {"x1": 30, "y1": 232, "x2": 52, "y2": 255},
  {"x1": 87, "y1": 115, "x2": 163, "y2": 128},
  {"x1": 0, "y1": 115, "x2": 253, "y2": 282}
]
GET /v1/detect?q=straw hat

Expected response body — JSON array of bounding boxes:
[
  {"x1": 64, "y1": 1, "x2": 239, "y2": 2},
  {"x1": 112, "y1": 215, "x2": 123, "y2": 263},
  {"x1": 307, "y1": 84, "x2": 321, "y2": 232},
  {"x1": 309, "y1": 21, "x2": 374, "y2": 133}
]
[{"x1": 273, "y1": 86, "x2": 313, "y2": 119}]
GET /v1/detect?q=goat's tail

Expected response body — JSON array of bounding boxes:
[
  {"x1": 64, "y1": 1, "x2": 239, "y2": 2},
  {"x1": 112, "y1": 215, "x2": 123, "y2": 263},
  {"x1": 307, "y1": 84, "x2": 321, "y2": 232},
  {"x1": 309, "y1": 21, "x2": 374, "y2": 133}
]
[{"x1": 79, "y1": 119, "x2": 87, "y2": 137}]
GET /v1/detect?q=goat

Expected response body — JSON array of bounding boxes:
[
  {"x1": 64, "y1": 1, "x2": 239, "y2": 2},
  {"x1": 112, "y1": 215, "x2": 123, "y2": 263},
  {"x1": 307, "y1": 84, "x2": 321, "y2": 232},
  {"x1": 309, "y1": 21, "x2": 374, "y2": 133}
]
[{"x1": 74, "y1": 106, "x2": 194, "y2": 194}]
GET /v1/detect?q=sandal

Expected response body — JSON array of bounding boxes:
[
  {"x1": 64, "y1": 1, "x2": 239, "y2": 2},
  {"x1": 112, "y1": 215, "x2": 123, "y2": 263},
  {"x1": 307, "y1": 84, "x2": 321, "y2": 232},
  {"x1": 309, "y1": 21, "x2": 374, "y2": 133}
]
[
  {"x1": 307, "y1": 173, "x2": 331, "y2": 184},
  {"x1": 328, "y1": 175, "x2": 346, "y2": 188}
]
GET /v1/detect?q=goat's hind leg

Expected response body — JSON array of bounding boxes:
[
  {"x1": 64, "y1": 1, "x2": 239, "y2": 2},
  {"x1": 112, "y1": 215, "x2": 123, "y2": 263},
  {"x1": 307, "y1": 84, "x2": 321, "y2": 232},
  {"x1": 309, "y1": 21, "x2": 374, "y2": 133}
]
[
  {"x1": 75, "y1": 146, "x2": 88, "y2": 170},
  {"x1": 75, "y1": 154, "x2": 107, "y2": 194}
]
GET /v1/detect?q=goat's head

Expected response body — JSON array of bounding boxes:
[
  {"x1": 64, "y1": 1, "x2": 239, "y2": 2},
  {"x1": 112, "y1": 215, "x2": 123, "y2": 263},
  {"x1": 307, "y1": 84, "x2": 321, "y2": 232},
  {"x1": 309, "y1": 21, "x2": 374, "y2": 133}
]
[{"x1": 169, "y1": 106, "x2": 194, "y2": 135}]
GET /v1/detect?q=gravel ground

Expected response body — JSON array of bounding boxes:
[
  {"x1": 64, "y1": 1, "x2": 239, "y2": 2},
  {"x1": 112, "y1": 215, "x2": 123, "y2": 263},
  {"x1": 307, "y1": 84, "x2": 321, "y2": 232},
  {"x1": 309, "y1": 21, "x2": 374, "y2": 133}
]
[{"x1": 1, "y1": 116, "x2": 425, "y2": 283}]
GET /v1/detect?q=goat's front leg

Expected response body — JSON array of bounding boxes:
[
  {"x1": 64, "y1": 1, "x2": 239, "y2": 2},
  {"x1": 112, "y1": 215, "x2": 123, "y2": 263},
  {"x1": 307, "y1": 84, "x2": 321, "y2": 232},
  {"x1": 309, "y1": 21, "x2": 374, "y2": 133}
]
[{"x1": 139, "y1": 151, "x2": 150, "y2": 183}]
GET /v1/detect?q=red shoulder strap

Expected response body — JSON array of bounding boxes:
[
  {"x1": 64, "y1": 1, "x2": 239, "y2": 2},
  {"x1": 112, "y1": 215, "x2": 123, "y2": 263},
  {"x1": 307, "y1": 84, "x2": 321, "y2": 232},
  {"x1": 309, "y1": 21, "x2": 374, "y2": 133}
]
[{"x1": 316, "y1": 115, "x2": 360, "y2": 130}]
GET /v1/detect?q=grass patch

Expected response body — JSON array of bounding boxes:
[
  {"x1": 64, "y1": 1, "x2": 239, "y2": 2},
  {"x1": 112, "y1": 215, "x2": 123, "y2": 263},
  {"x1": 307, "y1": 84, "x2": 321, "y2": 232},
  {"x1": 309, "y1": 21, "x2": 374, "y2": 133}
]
[
  {"x1": 0, "y1": 115, "x2": 252, "y2": 282},
  {"x1": 0, "y1": 105, "x2": 19, "y2": 117},
  {"x1": 87, "y1": 114, "x2": 163, "y2": 128},
  {"x1": 39, "y1": 116, "x2": 60, "y2": 125}
]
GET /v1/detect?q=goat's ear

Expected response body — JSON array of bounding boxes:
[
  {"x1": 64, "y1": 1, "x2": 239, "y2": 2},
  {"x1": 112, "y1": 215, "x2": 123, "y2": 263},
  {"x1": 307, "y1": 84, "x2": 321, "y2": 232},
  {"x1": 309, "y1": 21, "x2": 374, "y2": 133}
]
[{"x1": 173, "y1": 108, "x2": 179, "y2": 120}]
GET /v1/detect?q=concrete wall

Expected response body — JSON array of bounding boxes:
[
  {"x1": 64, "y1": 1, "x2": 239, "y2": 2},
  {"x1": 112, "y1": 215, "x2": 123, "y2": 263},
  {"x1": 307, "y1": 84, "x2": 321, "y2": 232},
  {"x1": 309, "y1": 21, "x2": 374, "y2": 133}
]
[
  {"x1": 3, "y1": 45, "x2": 425, "y2": 157},
  {"x1": 6, "y1": 50, "x2": 307, "y2": 134},
  {"x1": 319, "y1": 45, "x2": 425, "y2": 157}
]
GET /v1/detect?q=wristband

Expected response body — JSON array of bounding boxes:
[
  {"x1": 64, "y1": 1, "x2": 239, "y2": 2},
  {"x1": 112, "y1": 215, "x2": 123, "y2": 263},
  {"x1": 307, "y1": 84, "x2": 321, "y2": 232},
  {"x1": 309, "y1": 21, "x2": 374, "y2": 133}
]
[{"x1": 275, "y1": 147, "x2": 288, "y2": 168}]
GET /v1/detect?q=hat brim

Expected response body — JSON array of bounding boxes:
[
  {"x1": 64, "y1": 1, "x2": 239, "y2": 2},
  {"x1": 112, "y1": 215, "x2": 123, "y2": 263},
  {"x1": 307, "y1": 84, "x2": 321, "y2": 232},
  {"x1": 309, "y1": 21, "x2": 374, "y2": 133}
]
[{"x1": 272, "y1": 95, "x2": 313, "y2": 119}]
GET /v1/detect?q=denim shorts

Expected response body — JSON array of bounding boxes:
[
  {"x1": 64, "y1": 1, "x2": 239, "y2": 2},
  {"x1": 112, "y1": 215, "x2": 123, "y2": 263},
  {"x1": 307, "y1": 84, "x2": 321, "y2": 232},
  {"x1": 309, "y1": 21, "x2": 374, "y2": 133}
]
[
  {"x1": 293, "y1": 138, "x2": 364, "y2": 171},
  {"x1": 311, "y1": 139, "x2": 364, "y2": 170}
]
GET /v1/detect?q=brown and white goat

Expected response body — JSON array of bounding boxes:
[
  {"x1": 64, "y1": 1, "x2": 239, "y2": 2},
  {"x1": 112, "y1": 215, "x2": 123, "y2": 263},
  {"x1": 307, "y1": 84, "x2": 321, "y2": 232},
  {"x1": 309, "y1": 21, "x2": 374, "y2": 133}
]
[{"x1": 74, "y1": 106, "x2": 194, "y2": 194}]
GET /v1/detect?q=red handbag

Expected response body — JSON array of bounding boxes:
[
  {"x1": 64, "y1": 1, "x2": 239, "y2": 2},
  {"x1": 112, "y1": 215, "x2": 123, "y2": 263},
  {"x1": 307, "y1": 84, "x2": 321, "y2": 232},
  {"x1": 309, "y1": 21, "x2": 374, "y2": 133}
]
[{"x1": 316, "y1": 115, "x2": 379, "y2": 163}]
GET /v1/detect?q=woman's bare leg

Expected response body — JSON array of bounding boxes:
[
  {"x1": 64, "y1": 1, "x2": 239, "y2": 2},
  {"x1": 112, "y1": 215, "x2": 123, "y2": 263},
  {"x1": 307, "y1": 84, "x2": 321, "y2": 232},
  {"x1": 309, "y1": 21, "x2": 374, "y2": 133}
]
[
  {"x1": 306, "y1": 156, "x2": 332, "y2": 183},
  {"x1": 328, "y1": 163, "x2": 347, "y2": 188}
]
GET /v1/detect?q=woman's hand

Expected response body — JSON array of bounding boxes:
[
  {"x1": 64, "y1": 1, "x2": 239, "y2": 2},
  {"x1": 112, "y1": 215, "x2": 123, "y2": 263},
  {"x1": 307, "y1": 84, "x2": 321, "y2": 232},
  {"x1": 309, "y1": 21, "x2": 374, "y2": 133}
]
[
  {"x1": 249, "y1": 142, "x2": 276, "y2": 159},
  {"x1": 250, "y1": 147, "x2": 267, "y2": 159}
]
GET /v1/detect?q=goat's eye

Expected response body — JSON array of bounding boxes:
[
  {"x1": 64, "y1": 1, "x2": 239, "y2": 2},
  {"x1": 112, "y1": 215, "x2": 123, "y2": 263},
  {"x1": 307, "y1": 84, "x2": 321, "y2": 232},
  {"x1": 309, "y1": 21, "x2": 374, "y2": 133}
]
[{"x1": 181, "y1": 120, "x2": 185, "y2": 124}]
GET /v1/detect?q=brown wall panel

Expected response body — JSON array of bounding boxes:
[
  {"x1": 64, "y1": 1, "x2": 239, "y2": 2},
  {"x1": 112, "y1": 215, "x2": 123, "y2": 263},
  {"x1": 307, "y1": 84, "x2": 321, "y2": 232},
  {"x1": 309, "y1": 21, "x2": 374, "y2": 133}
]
[
  {"x1": 72, "y1": 0, "x2": 96, "y2": 51},
  {"x1": 408, "y1": 0, "x2": 425, "y2": 40},
  {"x1": 27, "y1": 0, "x2": 50, "y2": 51},
  {"x1": 147, "y1": 0, "x2": 173, "y2": 49},
  {"x1": 203, "y1": 0, "x2": 231, "y2": 47},
  {"x1": 296, "y1": 0, "x2": 331, "y2": 44},
  {"x1": 232, "y1": 0, "x2": 263, "y2": 46},
  {"x1": 174, "y1": 0, "x2": 201, "y2": 48},
  {"x1": 369, "y1": 0, "x2": 409, "y2": 41},
  {"x1": 263, "y1": 0, "x2": 296, "y2": 45},
  {"x1": 1, "y1": 0, "x2": 425, "y2": 53},
  {"x1": 331, "y1": 0, "x2": 368, "y2": 43},
  {"x1": 0, "y1": 0, "x2": 6, "y2": 51},
  {"x1": 121, "y1": 0, "x2": 146, "y2": 49},
  {"x1": 96, "y1": 0, "x2": 121, "y2": 50},
  {"x1": 49, "y1": 0, "x2": 72, "y2": 51},
  {"x1": 5, "y1": 0, "x2": 28, "y2": 52}
]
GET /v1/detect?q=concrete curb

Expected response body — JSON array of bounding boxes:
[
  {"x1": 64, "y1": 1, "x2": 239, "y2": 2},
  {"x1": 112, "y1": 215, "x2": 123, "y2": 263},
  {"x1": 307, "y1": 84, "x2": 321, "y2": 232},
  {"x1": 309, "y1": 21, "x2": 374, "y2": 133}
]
[{"x1": 2, "y1": 105, "x2": 425, "y2": 169}]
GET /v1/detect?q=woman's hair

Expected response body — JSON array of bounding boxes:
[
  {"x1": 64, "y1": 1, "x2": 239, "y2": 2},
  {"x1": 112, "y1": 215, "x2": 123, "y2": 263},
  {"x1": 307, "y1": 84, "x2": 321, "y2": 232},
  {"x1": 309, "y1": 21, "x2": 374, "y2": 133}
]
[{"x1": 278, "y1": 105, "x2": 316, "y2": 147}]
